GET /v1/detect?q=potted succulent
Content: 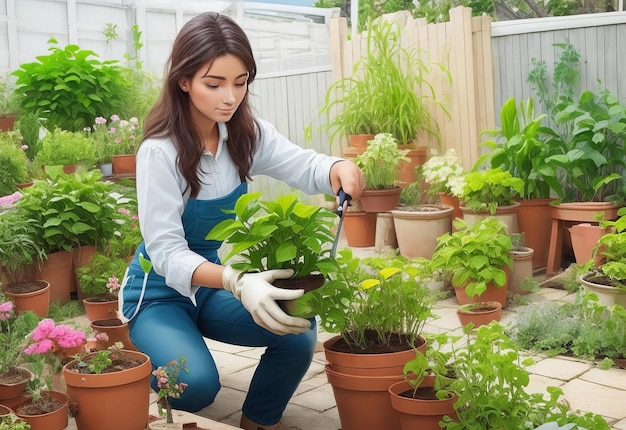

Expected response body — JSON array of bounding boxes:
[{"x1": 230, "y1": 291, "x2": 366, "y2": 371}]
[
  {"x1": 429, "y1": 217, "x2": 513, "y2": 316},
  {"x1": 355, "y1": 133, "x2": 410, "y2": 213},
  {"x1": 206, "y1": 192, "x2": 338, "y2": 318},
  {"x1": 312, "y1": 249, "x2": 437, "y2": 430},
  {"x1": 580, "y1": 206, "x2": 626, "y2": 307}
]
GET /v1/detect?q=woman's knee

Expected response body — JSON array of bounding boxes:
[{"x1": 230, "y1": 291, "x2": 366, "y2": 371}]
[{"x1": 165, "y1": 367, "x2": 221, "y2": 412}]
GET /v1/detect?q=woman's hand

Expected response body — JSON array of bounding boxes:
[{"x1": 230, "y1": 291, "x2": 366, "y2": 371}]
[{"x1": 330, "y1": 160, "x2": 366, "y2": 202}]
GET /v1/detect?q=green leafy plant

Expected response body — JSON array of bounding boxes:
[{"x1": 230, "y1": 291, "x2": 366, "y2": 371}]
[
  {"x1": 0, "y1": 412, "x2": 30, "y2": 430},
  {"x1": 443, "y1": 322, "x2": 610, "y2": 429},
  {"x1": 0, "y1": 297, "x2": 39, "y2": 375},
  {"x1": 0, "y1": 133, "x2": 29, "y2": 195},
  {"x1": 88, "y1": 115, "x2": 143, "y2": 163},
  {"x1": 206, "y1": 193, "x2": 337, "y2": 278},
  {"x1": 33, "y1": 128, "x2": 95, "y2": 169},
  {"x1": 0, "y1": 76, "x2": 21, "y2": 118},
  {"x1": 70, "y1": 341, "x2": 126, "y2": 374},
  {"x1": 355, "y1": 133, "x2": 410, "y2": 189},
  {"x1": 308, "y1": 249, "x2": 436, "y2": 351},
  {"x1": 450, "y1": 167, "x2": 524, "y2": 215},
  {"x1": 478, "y1": 97, "x2": 557, "y2": 199},
  {"x1": 77, "y1": 252, "x2": 128, "y2": 297},
  {"x1": 591, "y1": 206, "x2": 626, "y2": 289},
  {"x1": 12, "y1": 38, "x2": 130, "y2": 132},
  {"x1": 14, "y1": 168, "x2": 124, "y2": 253},
  {"x1": 429, "y1": 217, "x2": 513, "y2": 308}
]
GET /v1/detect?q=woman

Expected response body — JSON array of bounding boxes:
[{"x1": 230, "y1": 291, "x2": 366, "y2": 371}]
[{"x1": 118, "y1": 11, "x2": 364, "y2": 430}]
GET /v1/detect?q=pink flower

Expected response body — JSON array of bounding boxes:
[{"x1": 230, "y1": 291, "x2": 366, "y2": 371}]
[
  {"x1": 118, "y1": 207, "x2": 131, "y2": 215},
  {"x1": 108, "y1": 127, "x2": 116, "y2": 134},
  {"x1": 131, "y1": 214, "x2": 139, "y2": 220},
  {"x1": 0, "y1": 301, "x2": 13, "y2": 320},
  {"x1": 21, "y1": 144, "x2": 28, "y2": 151},
  {"x1": 30, "y1": 318, "x2": 56, "y2": 341},
  {"x1": 24, "y1": 338, "x2": 55, "y2": 355},
  {"x1": 51, "y1": 325, "x2": 86, "y2": 348},
  {"x1": 95, "y1": 332, "x2": 109, "y2": 342},
  {"x1": 95, "y1": 116, "x2": 107, "y2": 125},
  {"x1": 110, "y1": 114, "x2": 120, "y2": 122},
  {"x1": 0, "y1": 191, "x2": 23, "y2": 207},
  {"x1": 107, "y1": 276, "x2": 120, "y2": 294},
  {"x1": 115, "y1": 138, "x2": 121, "y2": 143}
]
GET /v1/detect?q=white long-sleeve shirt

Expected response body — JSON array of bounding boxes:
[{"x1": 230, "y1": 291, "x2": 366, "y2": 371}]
[{"x1": 135, "y1": 118, "x2": 341, "y2": 297}]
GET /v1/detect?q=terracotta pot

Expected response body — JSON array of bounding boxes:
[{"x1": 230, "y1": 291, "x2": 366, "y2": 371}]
[
  {"x1": 15, "y1": 181, "x2": 33, "y2": 189},
  {"x1": 0, "y1": 368, "x2": 32, "y2": 403},
  {"x1": 0, "y1": 404, "x2": 12, "y2": 418},
  {"x1": 516, "y1": 198, "x2": 555, "y2": 269},
  {"x1": 360, "y1": 187, "x2": 402, "y2": 213},
  {"x1": 456, "y1": 301, "x2": 502, "y2": 328},
  {"x1": 509, "y1": 247, "x2": 534, "y2": 295},
  {"x1": 396, "y1": 145, "x2": 427, "y2": 186},
  {"x1": 438, "y1": 192, "x2": 463, "y2": 223},
  {"x1": 3, "y1": 280, "x2": 51, "y2": 317},
  {"x1": 90, "y1": 318, "x2": 138, "y2": 351},
  {"x1": 567, "y1": 223, "x2": 604, "y2": 265},
  {"x1": 0, "y1": 115, "x2": 15, "y2": 132},
  {"x1": 390, "y1": 205, "x2": 453, "y2": 259},
  {"x1": 546, "y1": 202, "x2": 620, "y2": 275},
  {"x1": 35, "y1": 250, "x2": 74, "y2": 303},
  {"x1": 63, "y1": 350, "x2": 151, "y2": 430},
  {"x1": 325, "y1": 364, "x2": 403, "y2": 430},
  {"x1": 14, "y1": 390, "x2": 69, "y2": 430},
  {"x1": 323, "y1": 335, "x2": 427, "y2": 377},
  {"x1": 82, "y1": 296, "x2": 119, "y2": 322},
  {"x1": 342, "y1": 211, "x2": 377, "y2": 247},
  {"x1": 460, "y1": 201, "x2": 520, "y2": 234},
  {"x1": 579, "y1": 272, "x2": 626, "y2": 308},
  {"x1": 348, "y1": 134, "x2": 374, "y2": 148},
  {"x1": 388, "y1": 377, "x2": 458, "y2": 430},
  {"x1": 454, "y1": 268, "x2": 509, "y2": 308},
  {"x1": 112, "y1": 154, "x2": 136, "y2": 174}
]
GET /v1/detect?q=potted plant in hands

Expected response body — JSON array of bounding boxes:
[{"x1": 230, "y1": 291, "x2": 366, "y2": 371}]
[
  {"x1": 429, "y1": 217, "x2": 513, "y2": 319},
  {"x1": 310, "y1": 249, "x2": 436, "y2": 430},
  {"x1": 580, "y1": 206, "x2": 626, "y2": 307},
  {"x1": 62, "y1": 341, "x2": 152, "y2": 430},
  {"x1": 355, "y1": 133, "x2": 410, "y2": 212},
  {"x1": 388, "y1": 333, "x2": 460, "y2": 430},
  {"x1": 206, "y1": 192, "x2": 338, "y2": 318},
  {"x1": 149, "y1": 357, "x2": 189, "y2": 430},
  {"x1": 450, "y1": 166, "x2": 524, "y2": 234}
]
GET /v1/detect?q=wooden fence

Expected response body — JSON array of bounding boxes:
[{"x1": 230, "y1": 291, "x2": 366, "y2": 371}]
[{"x1": 328, "y1": 7, "x2": 495, "y2": 169}]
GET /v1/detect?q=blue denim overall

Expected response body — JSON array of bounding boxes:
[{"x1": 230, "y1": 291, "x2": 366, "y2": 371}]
[{"x1": 119, "y1": 183, "x2": 317, "y2": 424}]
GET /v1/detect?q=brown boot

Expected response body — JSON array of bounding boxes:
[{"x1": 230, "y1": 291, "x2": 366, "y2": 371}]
[{"x1": 239, "y1": 414, "x2": 288, "y2": 430}]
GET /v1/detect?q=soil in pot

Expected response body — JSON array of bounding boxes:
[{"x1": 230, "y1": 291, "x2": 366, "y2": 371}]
[
  {"x1": 64, "y1": 351, "x2": 145, "y2": 374},
  {"x1": 15, "y1": 393, "x2": 64, "y2": 416},
  {"x1": 327, "y1": 330, "x2": 424, "y2": 354},
  {"x1": 273, "y1": 273, "x2": 325, "y2": 317}
]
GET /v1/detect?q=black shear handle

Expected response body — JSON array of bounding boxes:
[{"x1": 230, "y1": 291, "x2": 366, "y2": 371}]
[{"x1": 336, "y1": 189, "x2": 352, "y2": 216}]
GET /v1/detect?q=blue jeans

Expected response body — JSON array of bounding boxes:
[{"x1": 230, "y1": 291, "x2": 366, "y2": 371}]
[{"x1": 128, "y1": 287, "x2": 317, "y2": 425}]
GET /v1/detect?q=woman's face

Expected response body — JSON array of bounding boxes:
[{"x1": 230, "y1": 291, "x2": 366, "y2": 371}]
[{"x1": 182, "y1": 54, "x2": 248, "y2": 128}]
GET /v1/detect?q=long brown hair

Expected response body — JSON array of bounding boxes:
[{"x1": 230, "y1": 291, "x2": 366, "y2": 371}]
[{"x1": 142, "y1": 12, "x2": 258, "y2": 197}]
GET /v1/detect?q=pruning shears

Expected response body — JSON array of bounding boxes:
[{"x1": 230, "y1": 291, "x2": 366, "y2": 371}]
[{"x1": 331, "y1": 188, "x2": 351, "y2": 258}]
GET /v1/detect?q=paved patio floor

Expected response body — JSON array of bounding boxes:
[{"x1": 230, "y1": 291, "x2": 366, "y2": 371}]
[{"x1": 65, "y1": 240, "x2": 626, "y2": 430}]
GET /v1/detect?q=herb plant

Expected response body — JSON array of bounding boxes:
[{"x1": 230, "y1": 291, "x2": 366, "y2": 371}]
[
  {"x1": 355, "y1": 133, "x2": 410, "y2": 190},
  {"x1": 450, "y1": 167, "x2": 524, "y2": 215},
  {"x1": 33, "y1": 128, "x2": 95, "y2": 169}
]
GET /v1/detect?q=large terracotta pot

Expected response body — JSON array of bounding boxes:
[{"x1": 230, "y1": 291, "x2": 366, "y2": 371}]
[
  {"x1": 14, "y1": 390, "x2": 69, "y2": 430},
  {"x1": 390, "y1": 205, "x2": 453, "y2": 259},
  {"x1": 396, "y1": 145, "x2": 427, "y2": 186},
  {"x1": 516, "y1": 198, "x2": 555, "y2": 269},
  {"x1": 0, "y1": 368, "x2": 32, "y2": 406},
  {"x1": 323, "y1": 335, "x2": 427, "y2": 430},
  {"x1": 567, "y1": 223, "x2": 603, "y2": 265},
  {"x1": 3, "y1": 280, "x2": 51, "y2": 317},
  {"x1": 388, "y1": 377, "x2": 458, "y2": 430},
  {"x1": 35, "y1": 250, "x2": 74, "y2": 303},
  {"x1": 63, "y1": 350, "x2": 151, "y2": 430}
]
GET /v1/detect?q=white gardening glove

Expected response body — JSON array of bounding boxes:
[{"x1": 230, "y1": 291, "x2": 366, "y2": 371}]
[{"x1": 222, "y1": 266, "x2": 312, "y2": 335}]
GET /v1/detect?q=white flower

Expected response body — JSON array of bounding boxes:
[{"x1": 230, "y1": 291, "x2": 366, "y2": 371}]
[{"x1": 422, "y1": 148, "x2": 465, "y2": 194}]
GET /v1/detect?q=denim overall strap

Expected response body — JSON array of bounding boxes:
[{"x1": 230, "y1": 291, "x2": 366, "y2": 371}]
[{"x1": 120, "y1": 182, "x2": 248, "y2": 321}]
